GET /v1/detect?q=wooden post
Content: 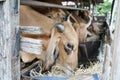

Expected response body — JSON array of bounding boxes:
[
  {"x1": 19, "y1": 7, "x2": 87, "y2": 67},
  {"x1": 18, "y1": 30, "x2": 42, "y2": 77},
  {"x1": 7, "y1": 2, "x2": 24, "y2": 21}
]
[
  {"x1": 101, "y1": 44, "x2": 111, "y2": 80},
  {"x1": 0, "y1": 0, "x2": 20, "y2": 80},
  {"x1": 111, "y1": 0, "x2": 120, "y2": 80}
]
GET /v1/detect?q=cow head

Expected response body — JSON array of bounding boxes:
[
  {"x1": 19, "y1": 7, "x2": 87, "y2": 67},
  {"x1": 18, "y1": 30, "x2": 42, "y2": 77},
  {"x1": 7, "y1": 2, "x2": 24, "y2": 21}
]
[
  {"x1": 73, "y1": 14, "x2": 92, "y2": 43},
  {"x1": 42, "y1": 15, "x2": 78, "y2": 75}
]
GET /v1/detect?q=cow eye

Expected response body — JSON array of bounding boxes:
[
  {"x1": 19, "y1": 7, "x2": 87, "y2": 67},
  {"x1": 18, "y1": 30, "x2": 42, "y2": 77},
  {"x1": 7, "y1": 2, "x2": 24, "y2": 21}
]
[{"x1": 65, "y1": 43, "x2": 74, "y2": 55}]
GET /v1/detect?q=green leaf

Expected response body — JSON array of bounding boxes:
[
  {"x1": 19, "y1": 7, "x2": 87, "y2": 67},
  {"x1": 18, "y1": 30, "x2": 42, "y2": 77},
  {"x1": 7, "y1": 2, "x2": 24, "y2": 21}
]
[{"x1": 96, "y1": 0, "x2": 112, "y2": 16}]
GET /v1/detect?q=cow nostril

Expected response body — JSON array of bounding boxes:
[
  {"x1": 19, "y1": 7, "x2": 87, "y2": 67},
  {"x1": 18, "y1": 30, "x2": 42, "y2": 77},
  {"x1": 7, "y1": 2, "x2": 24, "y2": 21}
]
[
  {"x1": 67, "y1": 43, "x2": 73, "y2": 50},
  {"x1": 65, "y1": 43, "x2": 74, "y2": 55}
]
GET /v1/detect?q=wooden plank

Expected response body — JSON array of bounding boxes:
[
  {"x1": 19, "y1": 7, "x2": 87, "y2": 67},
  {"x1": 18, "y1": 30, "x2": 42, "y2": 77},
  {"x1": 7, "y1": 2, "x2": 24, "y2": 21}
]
[
  {"x1": 20, "y1": 37, "x2": 43, "y2": 54},
  {"x1": 101, "y1": 44, "x2": 111, "y2": 80},
  {"x1": 0, "y1": 0, "x2": 20, "y2": 80},
  {"x1": 20, "y1": 26, "x2": 45, "y2": 34},
  {"x1": 111, "y1": 0, "x2": 120, "y2": 80},
  {"x1": 109, "y1": 0, "x2": 117, "y2": 40},
  {"x1": 20, "y1": 37, "x2": 42, "y2": 44},
  {"x1": 20, "y1": 0, "x2": 88, "y2": 11}
]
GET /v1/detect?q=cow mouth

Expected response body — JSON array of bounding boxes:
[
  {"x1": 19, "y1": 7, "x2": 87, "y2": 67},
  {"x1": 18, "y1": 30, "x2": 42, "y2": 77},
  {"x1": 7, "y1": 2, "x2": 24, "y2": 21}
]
[
  {"x1": 52, "y1": 62, "x2": 74, "y2": 75},
  {"x1": 42, "y1": 47, "x2": 59, "y2": 73}
]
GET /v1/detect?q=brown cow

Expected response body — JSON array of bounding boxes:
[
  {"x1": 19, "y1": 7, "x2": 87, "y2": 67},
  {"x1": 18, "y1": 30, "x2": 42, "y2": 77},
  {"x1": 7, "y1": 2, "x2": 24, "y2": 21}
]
[
  {"x1": 20, "y1": 5, "x2": 70, "y2": 63},
  {"x1": 20, "y1": 5, "x2": 78, "y2": 75},
  {"x1": 42, "y1": 16, "x2": 78, "y2": 75},
  {"x1": 71, "y1": 12, "x2": 92, "y2": 43}
]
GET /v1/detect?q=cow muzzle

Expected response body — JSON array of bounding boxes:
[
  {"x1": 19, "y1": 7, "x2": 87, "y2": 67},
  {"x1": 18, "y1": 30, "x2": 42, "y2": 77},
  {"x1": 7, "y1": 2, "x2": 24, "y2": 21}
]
[{"x1": 42, "y1": 46, "x2": 59, "y2": 72}]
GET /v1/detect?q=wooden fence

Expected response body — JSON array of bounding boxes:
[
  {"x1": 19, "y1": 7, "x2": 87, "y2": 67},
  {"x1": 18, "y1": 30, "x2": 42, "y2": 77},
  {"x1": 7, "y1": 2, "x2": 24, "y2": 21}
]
[{"x1": 0, "y1": 0, "x2": 20, "y2": 80}]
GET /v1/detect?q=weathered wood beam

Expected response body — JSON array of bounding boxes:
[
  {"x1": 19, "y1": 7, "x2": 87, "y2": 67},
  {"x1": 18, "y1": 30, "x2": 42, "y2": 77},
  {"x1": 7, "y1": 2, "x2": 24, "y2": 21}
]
[
  {"x1": 20, "y1": 0, "x2": 88, "y2": 11},
  {"x1": 101, "y1": 44, "x2": 111, "y2": 80},
  {"x1": 111, "y1": 0, "x2": 120, "y2": 80},
  {"x1": 20, "y1": 37, "x2": 43, "y2": 54},
  {"x1": 0, "y1": 0, "x2": 20, "y2": 80},
  {"x1": 20, "y1": 26, "x2": 45, "y2": 34}
]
